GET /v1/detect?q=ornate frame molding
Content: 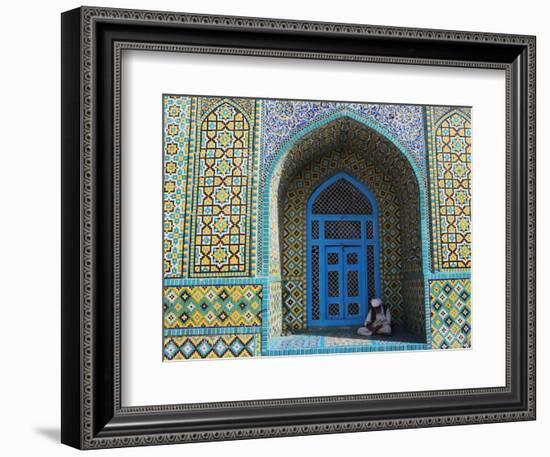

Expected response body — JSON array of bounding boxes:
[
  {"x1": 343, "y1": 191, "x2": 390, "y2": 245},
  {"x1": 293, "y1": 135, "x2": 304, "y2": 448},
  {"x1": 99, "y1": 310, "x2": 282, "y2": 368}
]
[{"x1": 61, "y1": 6, "x2": 536, "y2": 449}]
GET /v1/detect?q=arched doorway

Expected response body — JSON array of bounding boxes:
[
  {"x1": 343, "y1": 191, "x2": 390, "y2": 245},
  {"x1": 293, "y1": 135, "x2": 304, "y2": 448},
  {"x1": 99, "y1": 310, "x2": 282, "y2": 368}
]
[
  {"x1": 307, "y1": 172, "x2": 381, "y2": 327},
  {"x1": 266, "y1": 114, "x2": 428, "y2": 342}
]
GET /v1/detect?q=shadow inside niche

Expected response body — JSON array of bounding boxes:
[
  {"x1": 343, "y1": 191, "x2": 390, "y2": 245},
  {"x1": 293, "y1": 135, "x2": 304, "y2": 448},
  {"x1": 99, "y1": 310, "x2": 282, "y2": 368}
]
[
  {"x1": 291, "y1": 326, "x2": 425, "y2": 344},
  {"x1": 34, "y1": 426, "x2": 59, "y2": 443}
]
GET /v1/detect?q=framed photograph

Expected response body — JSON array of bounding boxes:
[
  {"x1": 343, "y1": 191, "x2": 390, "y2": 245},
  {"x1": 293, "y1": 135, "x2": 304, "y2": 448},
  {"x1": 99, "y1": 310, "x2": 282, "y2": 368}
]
[{"x1": 61, "y1": 6, "x2": 536, "y2": 449}]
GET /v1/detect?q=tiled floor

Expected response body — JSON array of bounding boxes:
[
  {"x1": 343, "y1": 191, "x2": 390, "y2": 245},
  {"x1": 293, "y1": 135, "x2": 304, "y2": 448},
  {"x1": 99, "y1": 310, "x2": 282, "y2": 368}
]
[{"x1": 264, "y1": 327, "x2": 429, "y2": 356}]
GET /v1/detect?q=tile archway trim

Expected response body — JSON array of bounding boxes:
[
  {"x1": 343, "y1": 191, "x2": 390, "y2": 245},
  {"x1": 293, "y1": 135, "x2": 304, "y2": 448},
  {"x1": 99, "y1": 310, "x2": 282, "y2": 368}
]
[{"x1": 262, "y1": 110, "x2": 432, "y2": 343}]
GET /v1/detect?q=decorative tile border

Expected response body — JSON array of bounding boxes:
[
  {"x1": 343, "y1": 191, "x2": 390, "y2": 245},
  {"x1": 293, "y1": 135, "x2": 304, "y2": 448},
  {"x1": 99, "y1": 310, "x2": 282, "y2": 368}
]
[
  {"x1": 187, "y1": 100, "x2": 258, "y2": 277},
  {"x1": 430, "y1": 278, "x2": 471, "y2": 349},
  {"x1": 162, "y1": 95, "x2": 194, "y2": 278},
  {"x1": 163, "y1": 284, "x2": 262, "y2": 329},
  {"x1": 427, "y1": 107, "x2": 472, "y2": 272},
  {"x1": 264, "y1": 335, "x2": 428, "y2": 356},
  {"x1": 164, "y1": 326, "x2": 261, "y2": 337},
  {"x1": 163, "y1": 334, "x2": 258, "y2": 360},
  {"x1": 260, "y1": 101, "x2": 426, "y2": 175}
]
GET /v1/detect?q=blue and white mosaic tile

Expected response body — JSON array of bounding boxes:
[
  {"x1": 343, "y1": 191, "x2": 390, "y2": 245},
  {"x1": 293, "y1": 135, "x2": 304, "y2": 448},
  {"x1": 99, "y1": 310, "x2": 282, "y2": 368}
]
[{"x1": 161, "y1": 94, "x2": 472, "y2": 361}]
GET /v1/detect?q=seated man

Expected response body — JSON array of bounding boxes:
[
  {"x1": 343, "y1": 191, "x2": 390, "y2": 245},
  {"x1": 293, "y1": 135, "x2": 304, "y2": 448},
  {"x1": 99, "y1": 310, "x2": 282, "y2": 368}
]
[{"x1": 357, "y1": 298, "x2": 392, "y2": 337}]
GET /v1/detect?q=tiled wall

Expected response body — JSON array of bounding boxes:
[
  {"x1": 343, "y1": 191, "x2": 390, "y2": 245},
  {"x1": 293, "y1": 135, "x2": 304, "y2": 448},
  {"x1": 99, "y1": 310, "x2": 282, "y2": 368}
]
[
  {"x1": 426, "y1": 107, "x2": 472, "y2": 349},
  {"x1": 162, "y1": 96, "x2": 472, "y2": 359},
  {"x1": 281, "y1": 150, "x2": 404, "y2": 330},
  {"x1": 430, "y1": 279, "x2": 471, "y2": 349}
]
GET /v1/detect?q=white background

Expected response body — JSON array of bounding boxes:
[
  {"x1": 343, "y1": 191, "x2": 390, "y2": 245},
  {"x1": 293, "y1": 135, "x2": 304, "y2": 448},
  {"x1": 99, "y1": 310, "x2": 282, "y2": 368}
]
[
  {"x1": 0, "y1": 0, "x2": 546, "y2": 456},
  {"x1": 123, "y1": 52, "x2": 506, "y2": 406}
]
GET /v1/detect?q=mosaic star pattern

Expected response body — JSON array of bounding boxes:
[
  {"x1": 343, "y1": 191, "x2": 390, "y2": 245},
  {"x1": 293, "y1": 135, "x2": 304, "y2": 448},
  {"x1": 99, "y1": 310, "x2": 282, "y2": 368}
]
[
  {"x1": 428, "y1": 109, "x2": 472, "y2": 271},
  {"x1": 189, "y1": 101, "x2": 257, "y2": 277},
  {"x1": 162, "y1": 95, "x2": 472, "y2": 360}
]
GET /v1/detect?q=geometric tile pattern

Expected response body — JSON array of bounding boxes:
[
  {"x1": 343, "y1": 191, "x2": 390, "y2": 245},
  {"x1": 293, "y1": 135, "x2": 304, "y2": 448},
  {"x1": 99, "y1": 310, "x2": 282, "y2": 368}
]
[
  {"x1": 198, "y1": 96, "x2": 257, "y2": 121},
  {"x1": 268, "y1": 280, "x2": 283, "y2": 338},
  {"x1": 163, "y1": 334, "x2": 258, "y2": 360},
  {"x1": 188, "y1": 101, "x2": 256, "y2": 276},
  {"x1": 161, "y1": 95, "x2": 473, "y2": 360},
  {"x1": 163, "y1": 285, "x2": 262, "y2": 328},
  {"x1": 282, "y1": 280, "x2": 306, "y2": 330},
  {"x1": 428, "y1": 109, "x2": 472, "y2": 271},
  {"x1": 260, "y1": 100, "x2": 426, "y2": 175},
  {"x1": 162, "y1": 95, "x2": 193, "y2": 277},
  {"x1": 402, "y1": 275, "x2": 427, "y2": 337},
  {"x1": 257, "y1": 103, "x2": 426, "y2": 275},
  {"x1": 430, "y1": 279, "x2": 471, "y2": 349},
  {"x1": 265, "y1": 334, "x2": 426, "y2": 356},
  {"x1": 282, "y1": 150, "x2": 404, "y2": 330}
]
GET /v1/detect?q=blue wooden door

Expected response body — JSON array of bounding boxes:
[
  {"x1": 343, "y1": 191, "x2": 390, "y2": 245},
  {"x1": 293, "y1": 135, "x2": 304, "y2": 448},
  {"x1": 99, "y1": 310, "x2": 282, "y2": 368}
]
[
  {"x1": 307, "y1": 173, "x2": 380, "y2": 328},
  {"x1": 323, "y1": 245, "x2": 366, "y2": 324},
  {"x1": 343, "y1": 245, "x2": 364, "y2": 321}
]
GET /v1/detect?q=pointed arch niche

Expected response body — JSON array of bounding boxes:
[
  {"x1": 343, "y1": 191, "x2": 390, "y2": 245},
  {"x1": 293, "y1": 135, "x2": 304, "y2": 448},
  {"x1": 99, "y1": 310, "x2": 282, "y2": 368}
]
[
  {"x1": 189, "y1": 99, "x2": 256, "y2": 277},
  {"x1": 266, "y1": 114, "x2": 428, "y2": 342}
]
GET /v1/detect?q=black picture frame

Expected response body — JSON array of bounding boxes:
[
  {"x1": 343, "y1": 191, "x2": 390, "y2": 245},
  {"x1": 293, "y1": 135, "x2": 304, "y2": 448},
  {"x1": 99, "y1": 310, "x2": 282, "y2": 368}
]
[{"x1": 61, "y1": 6, "x2": 536, "y2": 449}]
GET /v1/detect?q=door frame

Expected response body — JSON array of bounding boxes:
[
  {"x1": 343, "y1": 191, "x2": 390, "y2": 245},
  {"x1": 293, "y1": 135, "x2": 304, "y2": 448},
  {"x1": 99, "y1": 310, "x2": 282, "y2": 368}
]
[{"x1": 306, "y1": 173, "x2": 381, "y2": 328}]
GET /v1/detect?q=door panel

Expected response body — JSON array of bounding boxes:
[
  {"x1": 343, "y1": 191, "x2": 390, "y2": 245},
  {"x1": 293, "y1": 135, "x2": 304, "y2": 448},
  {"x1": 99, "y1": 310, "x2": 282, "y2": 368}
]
[
  {"x1": 343, "y1": 246, "x2": 364, "y2": 320},
  {"x1": 308, "y1": 213, "x2": 380, "y2": 327},
  {"x1": 324, "y1": 246, "x2": 344, "y2": 321},
  {"x1": 321, "y1": 245, "x2": 366, "y2": 325}
]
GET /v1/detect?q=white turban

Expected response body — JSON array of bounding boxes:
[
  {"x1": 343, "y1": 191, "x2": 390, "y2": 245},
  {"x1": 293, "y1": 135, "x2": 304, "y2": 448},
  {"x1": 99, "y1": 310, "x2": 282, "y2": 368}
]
[{"x1": 371, "y1": 298, "x2": 382, "y2": 308}]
